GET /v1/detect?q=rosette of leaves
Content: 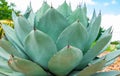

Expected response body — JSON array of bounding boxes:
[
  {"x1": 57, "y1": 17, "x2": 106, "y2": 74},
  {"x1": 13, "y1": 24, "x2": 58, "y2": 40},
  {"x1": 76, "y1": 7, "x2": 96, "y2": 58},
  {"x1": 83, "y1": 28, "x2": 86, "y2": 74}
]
[{"x1": 0, "y1": 1, "x2": 120, "y2": 76}]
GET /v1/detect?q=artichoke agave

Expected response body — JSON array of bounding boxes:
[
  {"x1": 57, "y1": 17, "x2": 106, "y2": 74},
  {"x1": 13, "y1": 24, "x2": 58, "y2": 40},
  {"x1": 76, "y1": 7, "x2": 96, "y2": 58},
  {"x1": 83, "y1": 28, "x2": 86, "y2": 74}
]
[{"x1": 0, "y1": 1, "x2": 120, "y2": 76}]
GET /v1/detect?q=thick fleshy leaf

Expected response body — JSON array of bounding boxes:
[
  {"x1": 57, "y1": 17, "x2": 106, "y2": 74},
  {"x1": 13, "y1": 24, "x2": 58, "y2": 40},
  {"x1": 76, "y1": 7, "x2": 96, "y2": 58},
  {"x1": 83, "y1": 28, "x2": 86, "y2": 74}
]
[
  {"x1": 10, "y1": 72, "x2": 25, "y2": 76},
  {"x1": 87, "y1": 9, "x2": 96, "y2": 32},
  {"x1": 27, "y1": 10, "x2": 35, "y2": 26},
  {"x1": 88, "y1": 12, "x2": 101, "y2": 38},
  {"x1": 34, "y1": 1, "x2": 50, "y2": 25},
  {"x1": 0, "y1": 38, "x2": 26, "y2": 58},
  {"x1": 89, "y1": 56, "x2": 104, "y2": 65},
  {"x1": 97, "y1": 27, "x2": 112, "y2": 53},
  {"x1": 105, "y1": 59, "x2": 116, "y2": 66},
  {"x1": 99, "y1": 26, "x2": 112, "y2": 39},
  {"x1": 105, "y1": 50, "x2": 120, "y2": 61},
  {"x1": 0, "y1": 56, "x2": 13, "y2": 76},
  {"x1": 24, "y1": 2, "x2": 32, "y2": 19},
  {"x1": 85, "y1": 13, "x2": 101, "y2": 51},
  {"x1": 14, "y1": 16, "x2": 33, "y2": 44},
  {"x1": 12, "y1": 12, "x2": 17, "y2": 22},
  {"x1": 67, "y1": 7, "x2": 88, "y2": 27},
  {"x1": 0, "y1": 47, "x2": 10, "y2": 60},
  {"x1": 0, "y1": 73, "x2": 8, "y2": 76},
  {"x1": 0, "y1": 57, "x2": 17, "y2": 76},
  {"x1": 98, "y1": 28, "x2": 112, "y2": 53},
  {"x1": 92, "y1": 71, "x2": 120, "y2": 76},
  {"x1": 90, "y1": 53, "x2": 117, "y2": 66},
  {"x1": 2, "y1": 25, "x2": 23, "y2": 49},
  {"x1": 56, "y1": 21, "x2": 88, "y2": 51},
  {"x1": 36, "y1": 7, "x2": 68, "y2": 41},
  {"x1": 76, "y1": 60, "x2": 106, "y2": 76},
  {"x1": 8, "y1": 56, "x2": 47, "y2": 76},
  {"x1": 102, "y1": 50, "x2": 120, "y2": 64},
  {"x1": 77, "y1": 34, "x2": 112, "y2": 69},
  {"x1": 24, "y1": 29, "x2": 57, "y2": 69},
  {"x1": 2, "y1": 24, "x2": 28, "y2": 58},
  {"x1": 0, "y1": 70, "x2": 11, "y2": 76},
  {"x1": 48, "y1": 45, "x2": 83, "y2": 76},
  {"x1": 91, "y1": 46, "x2": 117, "y2": 66},
  {"x1": 83, "y1": 4, "x2": 87, "y2": 16},
  {"x1": 57, "y1": 1, "x2": 72, "y2": 17},
  {"x1": 0, "y1": 57, "x2": 13, "y2": 75}
]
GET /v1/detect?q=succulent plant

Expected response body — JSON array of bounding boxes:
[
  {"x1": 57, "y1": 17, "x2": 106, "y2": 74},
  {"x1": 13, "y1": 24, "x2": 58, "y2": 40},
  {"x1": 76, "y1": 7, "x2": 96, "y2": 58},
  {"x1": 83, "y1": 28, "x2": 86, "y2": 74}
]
[{"x1": 0, "y1": 1, "x2": 120, "y2": 76}]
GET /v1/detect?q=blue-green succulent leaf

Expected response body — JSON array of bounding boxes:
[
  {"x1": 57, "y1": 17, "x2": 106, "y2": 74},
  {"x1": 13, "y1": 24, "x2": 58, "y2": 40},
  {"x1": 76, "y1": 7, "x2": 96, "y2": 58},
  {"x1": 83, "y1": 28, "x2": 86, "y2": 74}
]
[
  {"x1": 0, "y1": 57, "x2": 13, "y2": 74},
  {"x1": 92, "y1": 71, "x2": 120, "y2": 76},
  {"x1": 34, "y1": 1, "x2": 50, "y2": 25},
  {"x1": 0, "y1": 73, "x2": 8, "y2": 76},
  {"x1": 14, "y1": 16, "x2": 33, "y2": 44},
  {"x1": 27, "y1": 10, "x2": 35, "y2": 26},
  {"x1": 24, "y1": 2, "x2": 32, "y2": 19},
  {"x1": 8, "y1": 56, "x2": 48, "y2": 76},
  {"x1": 83, "y1": 4, "x2": 87, "y2": 16},
  {"x1": 85, "y1": 13, "x2": 101, "y2": 51},
  {"x1": 2, "y1": 25, "x2": 24, "y2": 50},
  {"x1": 87, "y1": 9, "x2": 96, "y2": 32},
  {"x1": 10, "y1": 72, "x2": 25, "y2": 76},
  {"x1": 2, "y1": 24, "x2": 28, "y2": 59},
  {"x1": 48, "y1": 45, "x2": 83, "y2": 76},
  {"x1": 57, "y1": 1, "x2": 72, "y2": 17},
  {"x1": 98, "y1": 27, "x2": 112, "y2": 53},
  {"x1": 0, "y1": 38, "x2": 26, "y2": 59},
  {"x1": 36, "y1": 8, "x2": 68, "y2": 41},
  {"x1": 92, "y1": 50, "x2": 120, "y2": 66},
  {"x1": 99, "y1": 26, "x2": 112, "y2": 39},
  {"x1": 77, "y1": 34, "x2": 111, "y2": 69},
  {"x1": 105, "y1": 59, "x2": 116, "y2": 66},
  {"x1": 56, "y1": 21, "x2": 88, "y2": 51},
  {"x1": 67, "y1": 7, "x2": 88, "y2": 27},
  {"x1": 102, "y1": 50, "x2": 120, "y2": 64},
  {"x1": 0, "y1": 57, "x2": 13, "y2": 76},
  {"x1": 12, "y1": 12, "x2": 18, "y2": 21},
  {"x1": 0, "y1": 70, "x2": 12, "y2": 76},
  {"x1": 90, "y1": 51, "x2": 118, "y2": 66},
  {"x1": 24, "y1": 29, "x2": 57, "y2": 69},
  {"x1": 0, "y1": 47, "x2": 10, "y2": 60},
  {"x1": 76, "y1": 60, "x2": 106, "y2": 76}
]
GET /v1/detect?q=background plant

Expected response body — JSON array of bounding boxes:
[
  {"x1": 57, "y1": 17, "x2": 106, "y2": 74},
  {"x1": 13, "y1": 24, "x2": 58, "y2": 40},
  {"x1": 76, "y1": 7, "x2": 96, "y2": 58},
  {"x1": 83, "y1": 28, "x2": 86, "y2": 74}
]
[
  {"x1": 106, "y1": 41, "x2": 120, "y2": 51},
  {"x1": 0, "y1": 0, "x2": 20, "y2": 20}
]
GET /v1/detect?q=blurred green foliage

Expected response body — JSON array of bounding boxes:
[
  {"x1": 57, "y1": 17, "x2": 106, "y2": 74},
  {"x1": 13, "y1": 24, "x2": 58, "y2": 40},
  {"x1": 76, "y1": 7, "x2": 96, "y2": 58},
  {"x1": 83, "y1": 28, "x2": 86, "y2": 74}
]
[
  {"x1": 0, "y1": 0, "x2": 20, "y2": 20},
  {"x1": 106, "y1": 44, "x2": 116, "y2": 52},
  {"x1": 106, "y1": 41, "x2": 120, "y2": 52},
  {"x1": 111, "y1": 41, "x2": 120, "y2": 45}
]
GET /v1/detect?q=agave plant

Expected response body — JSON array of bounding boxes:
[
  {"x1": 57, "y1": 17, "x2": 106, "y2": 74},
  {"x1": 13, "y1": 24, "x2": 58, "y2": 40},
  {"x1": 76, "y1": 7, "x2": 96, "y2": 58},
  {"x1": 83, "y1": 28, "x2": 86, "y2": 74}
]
[{"x1": 0, "y1": 1, "x2": 120, "y2": 76}]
